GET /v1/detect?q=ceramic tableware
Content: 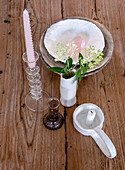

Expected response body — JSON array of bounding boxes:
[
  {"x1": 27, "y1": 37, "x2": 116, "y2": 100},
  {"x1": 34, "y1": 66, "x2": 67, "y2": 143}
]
[{"x1": 73, "y1": 103, "x2": 116, "y2": 158}]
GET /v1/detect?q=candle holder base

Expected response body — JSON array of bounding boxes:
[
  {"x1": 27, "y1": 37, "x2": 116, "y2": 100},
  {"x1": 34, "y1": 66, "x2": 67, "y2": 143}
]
[
  {"x1": 43, "y1": 112, "x2": 63, "y2": 130},
  {"x1": 25, "y1": 91, "x2": 49, "y2": 112}
]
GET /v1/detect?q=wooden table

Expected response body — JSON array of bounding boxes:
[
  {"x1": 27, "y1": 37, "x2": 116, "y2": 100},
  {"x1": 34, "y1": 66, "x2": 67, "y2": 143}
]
[{"x1": 0, "y1": 0, "x2": 124, "y2": 169}]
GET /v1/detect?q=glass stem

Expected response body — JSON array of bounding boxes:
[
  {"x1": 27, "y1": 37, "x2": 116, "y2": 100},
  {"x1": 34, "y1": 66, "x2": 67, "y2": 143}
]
[
  {"x1": 49, "y1": 110, "x2": 58, "y2": 121},
  {"x1": 26, "y1": 66, "x2": 42, "y2": 100}
]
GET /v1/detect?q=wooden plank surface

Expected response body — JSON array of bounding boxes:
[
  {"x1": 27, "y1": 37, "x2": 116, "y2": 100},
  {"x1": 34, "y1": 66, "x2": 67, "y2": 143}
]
[
  {"x1": 0, "y1": 0, "x2": 124, "y2": 170},
  {"x1": 63, "y1": 0, "x2": 125, "y2": 170}
]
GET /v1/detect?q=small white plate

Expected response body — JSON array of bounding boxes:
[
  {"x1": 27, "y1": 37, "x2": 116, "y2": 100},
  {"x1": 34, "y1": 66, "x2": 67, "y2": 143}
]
[{"x1": 44, "y1": 19, "x2": 105, "y2": 64}]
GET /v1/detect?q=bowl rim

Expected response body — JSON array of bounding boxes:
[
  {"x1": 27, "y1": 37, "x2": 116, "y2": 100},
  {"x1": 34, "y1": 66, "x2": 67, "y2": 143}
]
[
  {"x1": 43, "y1": 18, "x2": 105, "y2": 64},
  {"x1": 39, "y1": 17, "x2": 114, "y2": 76}
]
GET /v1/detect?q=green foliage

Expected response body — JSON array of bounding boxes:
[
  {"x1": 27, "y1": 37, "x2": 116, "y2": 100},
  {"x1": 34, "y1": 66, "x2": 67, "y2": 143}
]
[
  {"x1": 49, "y1": 67, "x2": 65, "y2": 73},
  {"x1": 75, "y1": 53, "x2": 87, "y2": 84},
  {"x1": 76, "y1": 68, "x2": 82, "y2": 84},
  {"x1": 84, "y1": 45, "x2": 104, "y2": 69},
  {"x1": 55, "y1": 43, "x2": 78, "y2": 61},
  {"x1": 82, "y1": 66, "x2": 87, "y2": 74},
  {"x1": 66, "y1": 57, "x2": 73, "y2": 69},
  {"x1": 49, "y1": 57, "x2": 73, "y2": 74},
  {"x1": 49, "y1": 44, "x2": 104, "y2": 87}
]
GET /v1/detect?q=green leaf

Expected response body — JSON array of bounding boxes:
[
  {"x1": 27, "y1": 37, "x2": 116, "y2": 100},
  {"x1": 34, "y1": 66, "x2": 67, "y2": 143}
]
[
  {"x1": 76, "y1": 68, "x2": 81, "y2": 79},
  {"x1": 76, "y1": 68, "x2": 81, "y2": 83},
  {"x1": 64, "y1": 65, "x2": 68, "y2": 73},
  {"x1": 79, "y1": 74, "x2": 82, "y2": 83},
  {"x1": 84, "y1": 63, "x2": 88, "y2": 67},
  {"x1": 82, "y1": 67, "x2": 87, "y2": 74},
  {"x1": 49, "y1": 67, "x2": 64, "y2": 73},
  {"x1": 79, "y1": 53, "x2": 83, "y2": 60},
  {"x1": 66, "y1": 57, "x2": 73, "y2": 69}
]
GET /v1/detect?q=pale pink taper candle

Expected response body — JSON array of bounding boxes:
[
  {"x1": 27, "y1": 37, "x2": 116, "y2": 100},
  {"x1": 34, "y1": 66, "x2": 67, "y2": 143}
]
[{"x1": 23, "y1": 9, "x2": 36, "y2": 68}]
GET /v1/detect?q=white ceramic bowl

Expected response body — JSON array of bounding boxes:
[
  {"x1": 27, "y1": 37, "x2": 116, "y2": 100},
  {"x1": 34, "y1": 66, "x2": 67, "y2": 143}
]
[{"x1": 44, "y1": 19, "x2": 105, "y2": 64}]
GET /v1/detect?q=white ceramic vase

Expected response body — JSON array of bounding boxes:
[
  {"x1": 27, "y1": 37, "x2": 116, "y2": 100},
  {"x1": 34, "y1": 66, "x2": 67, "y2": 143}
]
[{"x1": 60, "y1": 72, "x2": 77, "y2": 107}]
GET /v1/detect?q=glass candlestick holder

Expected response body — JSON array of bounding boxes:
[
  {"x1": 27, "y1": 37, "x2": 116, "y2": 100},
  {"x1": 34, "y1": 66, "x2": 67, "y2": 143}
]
[
  {"x1": 43, "y1": 97, "x2": 63, "y2": 130},
  {"x1": 22, "y1": 51, "x2": 49, "y2": 112}
]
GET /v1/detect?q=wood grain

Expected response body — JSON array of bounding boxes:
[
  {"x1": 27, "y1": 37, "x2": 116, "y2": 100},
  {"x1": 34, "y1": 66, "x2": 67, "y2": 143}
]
[
  {"x1": 0, "y1": 0, "x2": 124, "y2": 170},
  {"x1": 63, "y1": 0, "x2": 125, "y2": 170},
  {"x1": 0, "y1": 0, "x2": 65, "y2": 170}
]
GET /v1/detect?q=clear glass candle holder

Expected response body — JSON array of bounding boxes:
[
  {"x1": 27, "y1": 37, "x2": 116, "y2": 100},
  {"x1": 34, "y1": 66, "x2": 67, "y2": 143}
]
[
  {"x1": 22, "y1": 51, "x2": 49, "y2": 112},
  {"x1": 43, "y1": 97, "x2": 63, "y2": 130}
]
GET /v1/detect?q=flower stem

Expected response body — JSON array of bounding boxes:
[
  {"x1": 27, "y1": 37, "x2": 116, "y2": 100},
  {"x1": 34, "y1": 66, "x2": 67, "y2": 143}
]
[{"x1": 71, "y1": 62, "x2": 79, "y2": 71}]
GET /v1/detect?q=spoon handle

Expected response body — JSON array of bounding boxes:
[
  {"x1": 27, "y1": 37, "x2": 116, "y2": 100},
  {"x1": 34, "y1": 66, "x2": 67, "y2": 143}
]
[{"x1": 92, "y1": 127, "x2": 116, "y2": 158}]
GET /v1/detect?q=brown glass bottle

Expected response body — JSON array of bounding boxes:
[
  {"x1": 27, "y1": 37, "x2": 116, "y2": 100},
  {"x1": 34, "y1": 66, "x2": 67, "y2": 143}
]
[{"x1": 43, "y1": 97, "x2": 63, "y2": 130}]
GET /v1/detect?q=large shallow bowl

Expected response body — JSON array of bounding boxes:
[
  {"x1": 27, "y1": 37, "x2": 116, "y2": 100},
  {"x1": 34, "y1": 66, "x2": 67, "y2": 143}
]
[
  {"x1": 39, "y1": 17, "x2": 113, "y2": 77},
  {"x1": 44, "y1": 19, "x2": 105, "y2": 64}
]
